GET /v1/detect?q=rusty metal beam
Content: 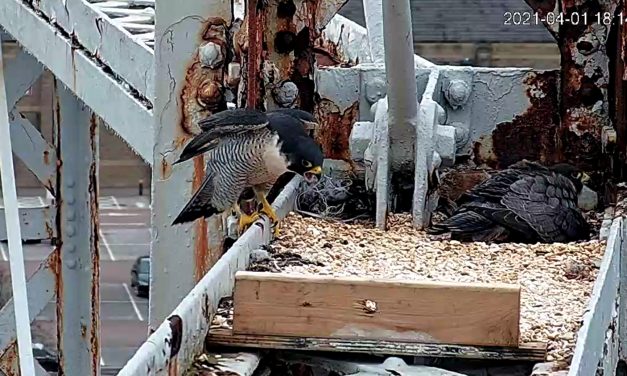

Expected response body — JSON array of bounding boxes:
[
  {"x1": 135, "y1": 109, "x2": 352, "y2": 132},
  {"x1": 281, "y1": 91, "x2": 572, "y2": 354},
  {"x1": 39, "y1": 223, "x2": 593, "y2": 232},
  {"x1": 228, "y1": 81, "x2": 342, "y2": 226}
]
[
  {"x1": 53, "y1": 80, "x2": 100, "y2": 376},
  {"x1": 525, "y1": 0, "x2": 618, "y2": 171},
  {"x1": 238, "y1": 0, "x2": 350, "y2": 112}
]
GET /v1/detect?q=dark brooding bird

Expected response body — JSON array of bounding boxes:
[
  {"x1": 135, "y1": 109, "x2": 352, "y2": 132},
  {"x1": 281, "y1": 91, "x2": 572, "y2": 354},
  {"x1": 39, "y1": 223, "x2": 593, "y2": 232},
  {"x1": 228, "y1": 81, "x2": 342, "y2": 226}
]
[
  {"x1": 427, "y1": 160, "x2": 592, "y2": 243},
  {"x1": 171, "y1": 108, "x2": 324, "y2": 235}
]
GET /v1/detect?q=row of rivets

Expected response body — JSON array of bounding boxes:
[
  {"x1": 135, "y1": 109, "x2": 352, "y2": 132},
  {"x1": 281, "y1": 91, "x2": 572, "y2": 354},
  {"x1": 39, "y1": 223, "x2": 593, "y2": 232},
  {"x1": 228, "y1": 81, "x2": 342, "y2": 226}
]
[{"x1": 65, "y1": 177, "x2": 77, "y2": 269}]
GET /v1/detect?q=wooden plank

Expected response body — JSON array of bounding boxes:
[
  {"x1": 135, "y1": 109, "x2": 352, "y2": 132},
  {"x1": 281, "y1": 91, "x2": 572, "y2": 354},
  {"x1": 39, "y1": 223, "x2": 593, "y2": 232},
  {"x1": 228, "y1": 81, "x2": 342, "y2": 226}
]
[
  {"x1": 232, "y1": 272, "x2": 521, "y2": 347},
  {"x1": 207, "y1": 328, "x2": 546, "y2": 361},
  {"x1": 569, "y1": 218, "x2": 623, "y2": 376}
]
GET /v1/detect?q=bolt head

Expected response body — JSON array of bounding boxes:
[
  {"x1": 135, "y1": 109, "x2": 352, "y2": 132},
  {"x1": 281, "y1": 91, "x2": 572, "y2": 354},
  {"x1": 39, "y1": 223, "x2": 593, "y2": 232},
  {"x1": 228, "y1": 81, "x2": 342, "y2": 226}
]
[
  {"x1": 66, "y1": 224, "x2": 75, "y2": 237},
  {"x1": 365, "y1": 77, "x2": 387, "y2": 104},
  {"x1": 272, "y1": 81, "x2": 299, "y2": 108},
  {"x1": 199, "y1": 42, "x2": 224, "y2": 69},
  {"x1": 445, "y1": 80, "x2": 470, "y2": 109},
  {"x1": 66, "y1": 259, "x2": 77, "y2": 269},
  {"x1": 196, "y1": 80, "x2": 224, "y2": 108}
]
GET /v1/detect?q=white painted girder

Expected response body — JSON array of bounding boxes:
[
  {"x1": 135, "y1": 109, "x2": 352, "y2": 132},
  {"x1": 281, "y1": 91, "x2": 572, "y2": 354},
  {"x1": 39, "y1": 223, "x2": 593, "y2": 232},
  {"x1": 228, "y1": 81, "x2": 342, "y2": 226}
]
[
  {"x1": 32, "y1": 0, "x2": 154, "y2": 102},
  {"x1": 0, "y1": 0, "x2": 154, "y2": 163}
]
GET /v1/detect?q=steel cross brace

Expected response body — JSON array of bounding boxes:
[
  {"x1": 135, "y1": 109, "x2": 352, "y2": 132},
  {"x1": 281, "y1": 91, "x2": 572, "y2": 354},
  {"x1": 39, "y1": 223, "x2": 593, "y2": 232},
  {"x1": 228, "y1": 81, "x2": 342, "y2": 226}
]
[
  {"x1": 0, "y1": 43, "x2": 58, "y2": 241},
  {"x1": 0, "y1": 36, "x2": 36, "y2": 376}
]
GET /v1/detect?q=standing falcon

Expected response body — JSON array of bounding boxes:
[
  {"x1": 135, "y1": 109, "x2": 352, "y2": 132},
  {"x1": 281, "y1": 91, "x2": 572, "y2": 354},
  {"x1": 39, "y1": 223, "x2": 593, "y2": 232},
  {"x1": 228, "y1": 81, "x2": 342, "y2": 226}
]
[
  {"x1": 173, "y1": 107, "x2": 318, "y2": 165},
  {"x1": 171, "y1": 108, "x2": 324, "y2": 235},
  {"x1": 428, "y1": 160, "x2": 592, "y2": 243}
]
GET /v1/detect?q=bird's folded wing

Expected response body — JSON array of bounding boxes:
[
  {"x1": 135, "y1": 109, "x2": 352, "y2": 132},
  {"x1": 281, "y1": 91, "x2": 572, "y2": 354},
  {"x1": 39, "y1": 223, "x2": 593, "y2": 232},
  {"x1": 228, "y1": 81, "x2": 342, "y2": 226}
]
[
  {"x1": 198, "y1": 108, "x2": 269, "y2": 133},
  {"x1": 500, "y1": 174, "x2": 583, "y2": 241}
]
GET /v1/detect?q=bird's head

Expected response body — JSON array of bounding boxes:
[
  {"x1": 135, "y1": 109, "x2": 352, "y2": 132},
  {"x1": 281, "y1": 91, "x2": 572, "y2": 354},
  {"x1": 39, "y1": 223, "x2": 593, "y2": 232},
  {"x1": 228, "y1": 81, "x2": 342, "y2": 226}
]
[
  {"x1": 270, "y1": 108, "x2": 318, "y2": 132},
  {"x1": 284, "y1": 135, "x2": 324, "y2": 184},
  {"x1": 549, "y1": 163, "x2": 590, "y2": 193},
  {"x1": 269, "y1": 111, "x2": 324, "y2": 184}
]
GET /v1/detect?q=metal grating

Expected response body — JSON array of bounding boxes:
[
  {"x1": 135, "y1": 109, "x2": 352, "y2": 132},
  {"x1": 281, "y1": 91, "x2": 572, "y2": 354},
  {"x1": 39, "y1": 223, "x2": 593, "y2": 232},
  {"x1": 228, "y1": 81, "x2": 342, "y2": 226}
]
[{"x1": 88, "y1": 0, "x2": 155, "y2": 47}]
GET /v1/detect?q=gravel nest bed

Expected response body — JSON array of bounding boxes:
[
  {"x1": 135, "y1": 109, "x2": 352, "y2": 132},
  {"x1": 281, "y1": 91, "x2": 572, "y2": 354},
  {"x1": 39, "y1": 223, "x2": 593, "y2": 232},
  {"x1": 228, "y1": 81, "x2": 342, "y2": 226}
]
[{"x1": 262, "y1": 212, "x2": 607, "y2": 368}]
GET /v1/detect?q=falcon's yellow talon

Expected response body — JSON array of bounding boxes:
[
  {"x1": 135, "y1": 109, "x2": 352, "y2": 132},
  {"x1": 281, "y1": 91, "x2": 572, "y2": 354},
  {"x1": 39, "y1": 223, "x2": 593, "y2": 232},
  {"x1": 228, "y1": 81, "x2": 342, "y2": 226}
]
[{"x1": 238, "y1": 212, "x2": 260, "y2": 235}]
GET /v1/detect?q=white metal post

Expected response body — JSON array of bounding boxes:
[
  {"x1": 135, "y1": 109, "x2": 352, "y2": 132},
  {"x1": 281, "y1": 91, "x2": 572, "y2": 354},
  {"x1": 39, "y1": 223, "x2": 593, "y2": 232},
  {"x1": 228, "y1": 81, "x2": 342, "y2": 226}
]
[{"x1": 0, "y1": 40, "x2": 36, "y2": 376}]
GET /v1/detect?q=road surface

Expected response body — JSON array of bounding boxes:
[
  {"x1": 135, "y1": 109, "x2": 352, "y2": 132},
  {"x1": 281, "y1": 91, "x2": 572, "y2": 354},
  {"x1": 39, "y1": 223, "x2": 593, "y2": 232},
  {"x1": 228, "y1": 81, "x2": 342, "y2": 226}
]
[{"x1": 0, "y1": 194, "x2": 152, "y2": 369}]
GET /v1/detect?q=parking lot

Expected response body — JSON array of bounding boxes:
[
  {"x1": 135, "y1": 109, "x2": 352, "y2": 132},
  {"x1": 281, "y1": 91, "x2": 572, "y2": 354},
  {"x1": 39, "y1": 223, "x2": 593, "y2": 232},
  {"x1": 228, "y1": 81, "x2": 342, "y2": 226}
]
[{"x1": 0, "y1": 194, "x2": 152, "y2": 369}]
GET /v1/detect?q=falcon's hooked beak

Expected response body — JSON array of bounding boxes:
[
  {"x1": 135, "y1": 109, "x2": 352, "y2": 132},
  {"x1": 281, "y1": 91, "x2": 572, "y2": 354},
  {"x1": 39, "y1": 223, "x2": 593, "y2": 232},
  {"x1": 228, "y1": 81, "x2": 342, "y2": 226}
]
[
  {"x1": 580, "y1": 172, "x2": 591, "y2": 185},
  {"x1": 303, "y1": 166, "x2": 322, "y2": 184}
]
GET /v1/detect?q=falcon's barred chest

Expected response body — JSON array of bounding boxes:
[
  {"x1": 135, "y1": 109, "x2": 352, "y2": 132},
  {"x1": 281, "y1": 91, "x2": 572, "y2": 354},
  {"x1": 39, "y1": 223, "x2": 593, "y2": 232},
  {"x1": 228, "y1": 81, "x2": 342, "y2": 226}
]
[{"x1": 203, "y1": 129, "x2": 287, "y2": 211}]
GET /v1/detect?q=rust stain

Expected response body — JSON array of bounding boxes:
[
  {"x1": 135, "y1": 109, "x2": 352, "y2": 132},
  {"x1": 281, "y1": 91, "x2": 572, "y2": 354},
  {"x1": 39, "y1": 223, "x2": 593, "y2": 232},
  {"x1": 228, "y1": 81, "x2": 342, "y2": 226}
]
[
  {"x1": 313, "y1": 100, "x2": 359, "y2": 161},
  {"x1": 45, "y1": 219, "x2": 54, "y2": 239},
  {"x1": 43, "y1": 150, "x2": 50, "y2": 165},
  {"x1": 0, "y1": 341, "x2": 18, "y2": 375},
  {"x1": 556, "y1": 0, "x2": 613, "y2": 171},
  {"x1": 179, "y1": 17, "x2": 228, "y2": 135},
  {"x1": 623, "y1": 20, "x2": 627, "y2": 81},
  {"x1": 473, "y1": 71, "x2": 560, "y2": 169},
  {"x1": 167, "y1": 315, "x2": 183, "y2": 363},
  {"x1": 168, "y1": 357, "x2": 178, "y2": 376},
  {"x1": 89, "y1": 115, "x2": 101, "y2": 375},
  {"x1": 52, "y1": 79, "x2": 66, "y2": 374},
  {"x1": 246, "y1": 0, "x2": 264, "y2": 109},
  {"x1": 161, "y1": 157, "x2": 172, "y2": 180},
  {"x1": 192, "y1": 157, "x2": 210, "y2": 282},
  {"x1": 438, "y1": 169, "x2": 491, "y2": 205},
  {"x1": 313, "y1": 26, "x2": 356, "y2": 67}
]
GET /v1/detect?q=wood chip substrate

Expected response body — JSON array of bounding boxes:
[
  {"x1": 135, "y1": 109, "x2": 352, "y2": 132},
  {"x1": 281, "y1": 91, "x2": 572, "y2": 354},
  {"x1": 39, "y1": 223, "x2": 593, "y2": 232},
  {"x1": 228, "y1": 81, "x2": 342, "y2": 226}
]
[{"x1": 256, "y1": 212, "x2": 606, "y2": 367}]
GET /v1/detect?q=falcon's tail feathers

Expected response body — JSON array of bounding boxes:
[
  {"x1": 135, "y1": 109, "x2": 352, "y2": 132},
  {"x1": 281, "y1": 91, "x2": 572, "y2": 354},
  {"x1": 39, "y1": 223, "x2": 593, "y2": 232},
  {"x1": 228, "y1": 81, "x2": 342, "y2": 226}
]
[
  {"x1": 427, "y1": 210, "x2": 495, "y2": 235},
  {"x1": 172, "y1": 170, "x2": 220, "y2": 225},
  {"x1": 174, "y1": 133, "x2": 219, "y2": 165}
]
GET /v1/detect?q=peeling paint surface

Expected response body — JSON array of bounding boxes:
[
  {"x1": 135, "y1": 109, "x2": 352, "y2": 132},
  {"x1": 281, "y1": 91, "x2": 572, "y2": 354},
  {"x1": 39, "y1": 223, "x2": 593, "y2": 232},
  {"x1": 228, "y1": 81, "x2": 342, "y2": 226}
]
[
  {"x1": 314, "y1": 100, "x2": 359, "y2": 161},
  {"x1": 473, "y1": 71, "x2": 560, "y2": 169}
]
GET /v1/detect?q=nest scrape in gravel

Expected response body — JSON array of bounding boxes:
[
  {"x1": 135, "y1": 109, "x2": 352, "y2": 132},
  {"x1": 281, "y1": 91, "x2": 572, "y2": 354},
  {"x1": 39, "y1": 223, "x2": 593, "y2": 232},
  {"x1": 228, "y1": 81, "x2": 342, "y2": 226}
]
[{"x1": 264, "y1": 212, "x2": 607, "y2": 369}]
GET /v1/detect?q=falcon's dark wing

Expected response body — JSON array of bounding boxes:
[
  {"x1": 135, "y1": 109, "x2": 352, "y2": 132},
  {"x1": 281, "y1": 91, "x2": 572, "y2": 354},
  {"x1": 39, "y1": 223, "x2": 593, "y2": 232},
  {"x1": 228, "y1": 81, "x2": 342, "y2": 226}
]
[
  {"x1": 456, "y1": 168, "x2": 524, "y2": 205},
  {"x1": 174, "y1": 109, "x2": 270, "y2": 165},
  {"x1": 198, "y1": 108, "x2": 269, "y2": 132},
  {"x1": 499, "y1": 172, "x2": 589, "y2": 242}
]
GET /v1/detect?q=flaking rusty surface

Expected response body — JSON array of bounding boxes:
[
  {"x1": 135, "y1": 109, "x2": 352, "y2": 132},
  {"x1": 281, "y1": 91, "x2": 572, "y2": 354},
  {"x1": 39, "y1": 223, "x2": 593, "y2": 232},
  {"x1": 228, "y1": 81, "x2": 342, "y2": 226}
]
[
  {"x1": 245, "y1": 0, "x2": 264, "y2": 109},
  {"x1": 179, "y1": 18, "x2": 229, "y2": 135},
  {"x1": 314, "y1": 100, "x2": 359, "y2": 161},
  {"x1": 88, "y1": 115, "x2": 101, "y2": 375},
  {"x1": 0, "y1": 342, "x2": 18, "y2": 376},
  {"x1": 192, "y1": 157, "x2": 211, "y2": 282},
  {"x1": 236, "y1": 0, "x2": 348, "y2": 111},
  {"x1": 525, "y1": 0, "x2": 618, "y2": 173},
  {"x1": 52, "y1": 82, "x2": 66, "y2": 373},
  {"x1": 168, "y1": 315, "x2": 183, "y2": 359},
  {"x1": 473, "y1": 71, "x2": 560, "y2": 169}
]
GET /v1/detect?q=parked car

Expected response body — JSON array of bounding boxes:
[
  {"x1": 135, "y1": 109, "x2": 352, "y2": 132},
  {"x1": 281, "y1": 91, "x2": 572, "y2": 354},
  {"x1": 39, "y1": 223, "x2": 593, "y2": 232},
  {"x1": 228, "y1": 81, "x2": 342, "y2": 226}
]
[
  {"x1": 130, "y1": 255, "x2": 150, "y2": 297},
  {"x1": 32, "y1": 342, "x2": 59, "y2": 373}
]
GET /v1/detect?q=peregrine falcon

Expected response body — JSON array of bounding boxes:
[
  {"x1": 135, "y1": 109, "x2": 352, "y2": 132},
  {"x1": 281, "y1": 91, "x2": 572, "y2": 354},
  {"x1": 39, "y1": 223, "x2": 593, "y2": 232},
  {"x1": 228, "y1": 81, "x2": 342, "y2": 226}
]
[
  {"x1": 173, "y1": 107, "x2": 318, "y2": 165},
  {"x1": 171, "y1": 108, "x2": 324, "y2": 235},
  {"x1": 428, "y1": 160, "x2": 591, "y2": 243}
]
